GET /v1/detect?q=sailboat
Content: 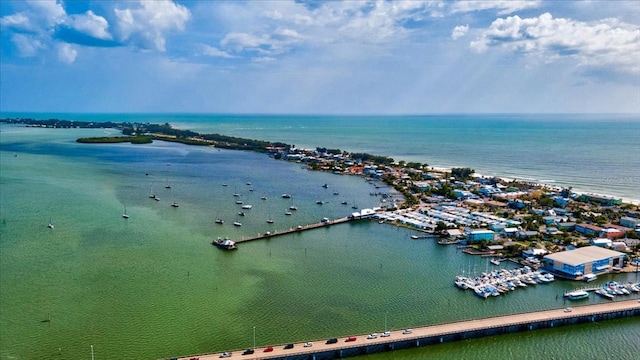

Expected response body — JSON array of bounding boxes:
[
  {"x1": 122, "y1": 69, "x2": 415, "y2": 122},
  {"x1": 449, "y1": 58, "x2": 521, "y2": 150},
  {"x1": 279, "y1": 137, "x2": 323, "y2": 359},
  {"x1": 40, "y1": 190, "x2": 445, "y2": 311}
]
[
  {"x1": 215, "y1": 212, "x2": 224, "y2": 224},
  {"x1": 267, "y1": 212, "x2": 274, "y2": 224},
  {"x1": 122, "y1": 206, "x2": 129, "y2": 219},
  {"x1": 47, "y1": 218, "x2": 54, "y2": 229},
  {"x1": 164, "y1": 179, "x2": 171, "y2": 189},
  {"x1": 149, "y1": 186, "x2": 160, "y2": 201},
  {"x1": 289, "y1": 197, "x2": 297, "y2": 211},
  {"x1": 351, "y1": 201, "x2": 358, "y2": 209},
  {"x1": 233, "y1": 214, "x2": 242, "y2": 227}
]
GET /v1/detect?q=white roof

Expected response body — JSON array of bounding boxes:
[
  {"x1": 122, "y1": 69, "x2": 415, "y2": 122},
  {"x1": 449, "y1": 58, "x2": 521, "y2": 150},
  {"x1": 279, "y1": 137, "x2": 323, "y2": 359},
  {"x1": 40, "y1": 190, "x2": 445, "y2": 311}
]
[{"x1": 544, "y1": 246, "x2": 624, "y2": 266}]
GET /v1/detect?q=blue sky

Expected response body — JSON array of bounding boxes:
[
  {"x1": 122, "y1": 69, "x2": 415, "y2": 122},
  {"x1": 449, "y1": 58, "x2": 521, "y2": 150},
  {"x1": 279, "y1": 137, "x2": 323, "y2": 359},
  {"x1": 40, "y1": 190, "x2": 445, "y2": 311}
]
[{"x1": 1, "y1": 0, "x2": 639, "y2": 114}]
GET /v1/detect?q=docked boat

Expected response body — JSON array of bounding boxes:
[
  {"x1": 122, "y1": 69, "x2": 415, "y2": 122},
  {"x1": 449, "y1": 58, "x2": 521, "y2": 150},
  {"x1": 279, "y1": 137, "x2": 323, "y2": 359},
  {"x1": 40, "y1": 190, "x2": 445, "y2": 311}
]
[
  {"x1": 565, "y1": 290, "x2": 589, "y2": 300},
  {"x1": 583, "y1": 273, "x2": 597, "y2": 282},
  {"x1": 490, "y1": 259, "x2": 500, "y2": 266},
  {"x1": 213, "y1": 237, "x2": 237, "y2": 250}
]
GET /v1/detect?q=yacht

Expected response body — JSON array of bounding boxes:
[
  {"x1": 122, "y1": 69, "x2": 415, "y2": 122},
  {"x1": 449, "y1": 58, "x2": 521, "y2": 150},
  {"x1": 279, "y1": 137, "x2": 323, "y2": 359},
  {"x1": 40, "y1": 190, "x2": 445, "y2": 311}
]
[{"x1": 565, "y1": 290, "x2": 589, "y2": 300}]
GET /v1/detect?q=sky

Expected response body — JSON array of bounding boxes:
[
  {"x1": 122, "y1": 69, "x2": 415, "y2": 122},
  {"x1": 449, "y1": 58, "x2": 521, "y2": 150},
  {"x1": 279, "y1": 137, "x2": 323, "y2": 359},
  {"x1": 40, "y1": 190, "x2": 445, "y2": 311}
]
[{"x1": 1, "y1": 0, "x2": 639, "y2": 115}]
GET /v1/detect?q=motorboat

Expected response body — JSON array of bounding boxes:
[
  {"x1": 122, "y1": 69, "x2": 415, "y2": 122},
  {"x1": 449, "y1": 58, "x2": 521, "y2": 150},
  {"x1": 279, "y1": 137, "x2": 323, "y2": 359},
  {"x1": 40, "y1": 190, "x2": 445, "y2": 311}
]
[
  {"x1": 241, "y1": 204, "x2": 252, "y2": 209},
  {"x1": 565, "y1": 290, "x2": 589, "y2": 300}
]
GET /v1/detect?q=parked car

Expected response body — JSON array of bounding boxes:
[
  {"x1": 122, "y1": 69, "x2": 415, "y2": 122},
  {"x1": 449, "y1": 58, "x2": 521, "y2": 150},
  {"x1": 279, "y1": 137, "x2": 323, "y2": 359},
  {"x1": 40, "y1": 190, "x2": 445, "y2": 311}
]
[
  {"x1": 283, "y1": 343, "x2": 294, "y2": 349},
  {"x1": 402, "y1": 329, "x2": 412, "y2": 334},
  {"x1": 219, "y1": 352, "x2": 232, "y2": 358},
  {"x1": 263, "y1": 346, "x2": 273, "y2": 352},
  {"x1": 326, "y1": 338, "x2": 338, "y2": 344},
  {"x1": 380, "y1": 331, "x2": 391, "y2": 337},
  {"x1": 345, "y1": 336, "x2": 357, "y2": 342},
  {"x1": 242, "y1": 349, "x2": 254, "y2": 355},
  {"x1": 367, "y1": 333, "x2": 378, "y2": 339},
  {"x1": 303, "y1": 342, "x2": 313, "y2": 347}
]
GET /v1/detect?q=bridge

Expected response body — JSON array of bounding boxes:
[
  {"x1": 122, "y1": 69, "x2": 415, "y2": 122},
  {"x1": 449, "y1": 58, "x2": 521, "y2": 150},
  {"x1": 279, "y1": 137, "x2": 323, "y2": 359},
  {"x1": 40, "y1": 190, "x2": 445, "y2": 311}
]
[{"x1": 170, "y1": 299, "x2": 640, "y2": 360}]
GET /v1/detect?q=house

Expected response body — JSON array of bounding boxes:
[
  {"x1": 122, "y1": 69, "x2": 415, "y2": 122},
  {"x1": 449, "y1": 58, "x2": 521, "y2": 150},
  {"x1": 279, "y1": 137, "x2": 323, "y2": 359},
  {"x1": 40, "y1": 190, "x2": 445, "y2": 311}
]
[
  {"x1": 466, "y1": 230, "x2": 495, "y2": 242},
  {"x1": 590, "y1": 238, "x2": 613, "y2": 248},
  {"x1": 516, "y1": 230, "x2": 539, "y2": 239},
  {"x1": 620, "y1": 217, "x2": 640, "y2": 229},
  {"x1": 523, "y1": 248, "x2": 548, "y2": 258},
  {"x1": 557, "y1": 222, "x2": 576, "y2": 231},
  {"x1": 599, "y1": 228, "x2": 626, "y2": 239},
  {"x1": 575, "y1": 223, "x2": 601, "y2": 237},
  {"x1": 579, "y1": 193, "x2": 622, "y2": 206},
  {"x1": 543, "y1": 246, "x2": 626, "y2": 279}
]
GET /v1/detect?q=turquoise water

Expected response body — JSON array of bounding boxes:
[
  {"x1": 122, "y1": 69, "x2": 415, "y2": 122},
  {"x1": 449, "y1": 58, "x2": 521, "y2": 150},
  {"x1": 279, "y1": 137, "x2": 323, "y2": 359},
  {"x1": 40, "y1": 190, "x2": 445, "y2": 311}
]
[
  {"x1": 1, "y1": 120, "x2": 639, "y2": 360},
  {"x1": 4, "y1": 113, "x2": 639, "y2": 203}
]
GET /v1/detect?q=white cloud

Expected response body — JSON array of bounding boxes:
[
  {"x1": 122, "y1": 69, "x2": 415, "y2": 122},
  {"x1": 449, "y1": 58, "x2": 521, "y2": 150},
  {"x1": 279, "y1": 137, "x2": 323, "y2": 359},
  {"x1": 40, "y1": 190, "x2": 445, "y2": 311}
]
[
  {"x1": 66, "y1": 10, "x2": 112, "y2": 40},
  {"x1": 27, "y1": 0, "x2": 66, "y2": 27},
  {"x1": 471, "y1": 13, "x2": 640, "y2": 74},
  {"x1": 57, "y1": 43, "x2": 77, "y2": 63},
  {"x1": 10, "y1": 33, "x2": 44, "y2": 57},
  {"x1": 201, "y1": 44, "x2": 234, "y2": 58},
  {"x1": 114, "y1": 0, "x2": 191, "y2": 51},
  {"x1": 452, "y1": 25, "x2": 469, "y2": 40},
  {"x1": 449, "y1": 0, "x2": 542, "y2": 15},
  {"x1": 0, "y1": 12, "x2": 34, "y2": 32}
]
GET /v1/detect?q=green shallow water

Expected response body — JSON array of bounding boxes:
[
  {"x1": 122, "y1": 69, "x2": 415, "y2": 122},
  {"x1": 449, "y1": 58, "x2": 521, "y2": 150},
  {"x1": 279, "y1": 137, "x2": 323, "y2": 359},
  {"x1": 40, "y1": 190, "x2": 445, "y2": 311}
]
[{"x1": 1, "y1": 125, "x2": 639, "y2": 360}]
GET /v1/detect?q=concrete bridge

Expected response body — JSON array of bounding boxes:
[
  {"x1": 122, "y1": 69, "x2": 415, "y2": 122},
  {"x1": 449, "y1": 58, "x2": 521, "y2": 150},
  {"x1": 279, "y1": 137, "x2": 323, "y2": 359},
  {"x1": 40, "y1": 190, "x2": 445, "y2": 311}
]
[{"x1": 171, "y1": 299, "x2": 640, "y2": 360}]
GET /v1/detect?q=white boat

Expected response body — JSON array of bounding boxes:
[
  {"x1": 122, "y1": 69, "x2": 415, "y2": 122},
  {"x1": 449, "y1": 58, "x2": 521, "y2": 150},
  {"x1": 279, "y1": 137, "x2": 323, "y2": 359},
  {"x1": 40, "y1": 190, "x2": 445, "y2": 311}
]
[
  {"x1": 566, "y1": 290, "x2": 589, "y2": 300},
  {"x1": 47, "y1": 218, "x2": 54, "y2": 229},
  {"x1": 583, "y1": 273, "x2": 597, "y2": 282},
  {"x1": 171, "y1": 201, "x2": 179, "y2": 208},
  {"x1": 281, "y1": 194, "x2": 291, "y2": 198},
  {"x1": 236, "y1": 200, "x2": 243, "y2": 204},
  {"x1": 215, "y1": 218, "x2": 224, "y2": 224},
  {"x1": 267, "y1": 219, "x2": 274, "y2": 224},
  {"x1": 233, "y1": 221, "x2": 242, "y2": 227},
  {"x1": 285, "y1": 210, "x2": 292, "y2": 215},
  {"x1": 241, "y1": 204, "x2": 252, "y2": 209},
  {"x1": 490, "y1": 259, "x2": 500, "y2": 266},
  {"x1": 122, "y1": 206, "x2": 129, "y2": 219}
]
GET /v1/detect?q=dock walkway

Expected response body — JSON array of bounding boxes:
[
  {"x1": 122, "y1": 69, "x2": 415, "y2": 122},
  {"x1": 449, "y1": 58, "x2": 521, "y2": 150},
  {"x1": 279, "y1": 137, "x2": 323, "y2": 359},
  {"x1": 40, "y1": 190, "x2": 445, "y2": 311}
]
[
  {"x1": 172, "y1": 299, "x2": 640, "y2": 360},
  {"x1": 234, "y1": 217, "x2": 353, "y2": 244}
]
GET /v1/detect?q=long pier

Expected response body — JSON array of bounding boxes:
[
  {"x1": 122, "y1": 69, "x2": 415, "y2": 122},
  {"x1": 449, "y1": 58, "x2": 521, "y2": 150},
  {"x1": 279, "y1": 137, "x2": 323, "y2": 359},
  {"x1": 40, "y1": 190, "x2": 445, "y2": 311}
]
[
  {"x1": 233, "y1": 217, "x2": 354, "y2": 243},
  {"x1": 171, "y1": 299, "x2": 640, "y2": 360}
]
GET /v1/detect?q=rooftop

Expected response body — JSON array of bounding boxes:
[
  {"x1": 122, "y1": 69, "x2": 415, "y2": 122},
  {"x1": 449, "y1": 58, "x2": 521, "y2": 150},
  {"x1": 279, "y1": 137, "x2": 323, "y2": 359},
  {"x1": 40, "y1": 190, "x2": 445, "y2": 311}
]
[{"x1": 544, "y1": 246, "x2": 624, "y2": 266}]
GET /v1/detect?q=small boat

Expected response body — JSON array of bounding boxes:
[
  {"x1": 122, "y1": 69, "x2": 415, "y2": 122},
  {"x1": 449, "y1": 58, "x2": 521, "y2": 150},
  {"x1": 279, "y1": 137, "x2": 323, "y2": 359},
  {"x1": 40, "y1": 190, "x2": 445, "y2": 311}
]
[
  {"x1": 238, "y1": 212, "x2": 245, "y2": 216},
  {"x1": 285, "y1": 210, "x2": 292, "y2": 215},
  {"x1": 410, "y1": 235, "x2": 419, "y2": 239},
  {"x1": 222, "y1": 183, "x2": 228, "y2": 187},
  {"x1": 566, "y1": 290, "x2": 589, "y2": 300},
  {"x1": 490, "y1": 259, "x2": 500, "y2": 266},
  {"x1": 233, "y1": 221, "x2": 242, "y2": 227},
  {"x1": 47, "y1": 218, "x2": 54, "y2": 229},
  {"x1": 236, "y1": 200, "x2": 243, "y2": 204},
  {"x1": 215, "y1": 218, "x2": 224, "y2": 224},
  {"x1": 241, "y1": 204, "x2": 252, "y2": 209},
  {"x1": 282, "y1": 194, "x2": 291, "y2": 198},
  {"x1": 122, "y1": 206, "x2": 129, "y2": 219},
  {"x1": 583, "y1": 273, "x2": 597, "y2": 282},
  {"x1": 267, "y1": 218, "x2": 274, "y2": 224},
  {"x1": 213, "y1": 237, "x2": 237, "y2": 250},
  {"x1": 333, "y1": 192, "x2": 339, "y2": 195},
  {"x1": 316, "y1": 200, "x2": 324, "y2": 205},
  {"x1": 261, "y1": 196, "x2": 267, "y2": 200},
  {"x1": 246, "y1": 182, "x2": 252, "y2": 186},
  {"x1": 171, "y1": 201, "x2": 179, "y2": 208},
  {"x1": 341, "y1": 201, "x2": 348, "y2": 205},
  {"x1": 322, "y1": 183, "x2": 328, "y2": 188}
]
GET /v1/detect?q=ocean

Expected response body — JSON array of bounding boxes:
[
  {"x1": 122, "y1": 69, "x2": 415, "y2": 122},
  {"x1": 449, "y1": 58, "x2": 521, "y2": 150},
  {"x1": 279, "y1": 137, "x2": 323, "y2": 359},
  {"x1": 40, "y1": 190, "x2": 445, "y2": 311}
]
[{"x1": 0, "y1": 114, "x2": 639, "y2": 360}]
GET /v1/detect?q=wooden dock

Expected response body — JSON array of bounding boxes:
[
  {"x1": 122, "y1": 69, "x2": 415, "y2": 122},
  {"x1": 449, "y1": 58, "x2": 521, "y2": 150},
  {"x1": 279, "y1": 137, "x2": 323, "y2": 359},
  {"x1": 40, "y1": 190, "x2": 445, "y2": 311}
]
[
  {"x1": 234, "y1": 217, "x2": 354, "y2": 244},
  {"x1": 171, "y1": 299, "x2": 640, "y2": 360}
]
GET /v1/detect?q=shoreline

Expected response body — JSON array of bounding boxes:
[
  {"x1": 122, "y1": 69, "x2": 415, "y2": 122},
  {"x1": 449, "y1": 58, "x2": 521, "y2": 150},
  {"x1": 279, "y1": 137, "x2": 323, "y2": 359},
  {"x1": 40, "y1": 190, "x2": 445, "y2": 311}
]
[{"x1": 1, "y1": 117, "x2": 637, "y2": 206}]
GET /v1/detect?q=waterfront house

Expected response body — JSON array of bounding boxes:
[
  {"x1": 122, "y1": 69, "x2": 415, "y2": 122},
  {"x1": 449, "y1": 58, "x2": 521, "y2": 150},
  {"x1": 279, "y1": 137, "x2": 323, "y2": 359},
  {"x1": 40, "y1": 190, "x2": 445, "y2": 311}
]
[
  {"x1": 579, "y1": 193, "x2": 623, "y2": 206},
  {"x1": 543, "y1": 246, "x2": 626, "y2": 279},
  {"x1": 466, "y1": 229, "x2": 495, "y2": 242}
]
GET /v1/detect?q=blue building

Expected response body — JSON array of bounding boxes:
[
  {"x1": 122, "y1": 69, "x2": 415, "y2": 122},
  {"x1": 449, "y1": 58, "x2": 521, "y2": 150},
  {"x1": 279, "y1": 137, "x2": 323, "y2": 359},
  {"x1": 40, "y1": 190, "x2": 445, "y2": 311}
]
[
  {"x1": 543, "y1": 246, "x2": 625, "y2": 279},
  {"x1": 466, "y1": 230, "x2": 495, "y2": 242}
]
